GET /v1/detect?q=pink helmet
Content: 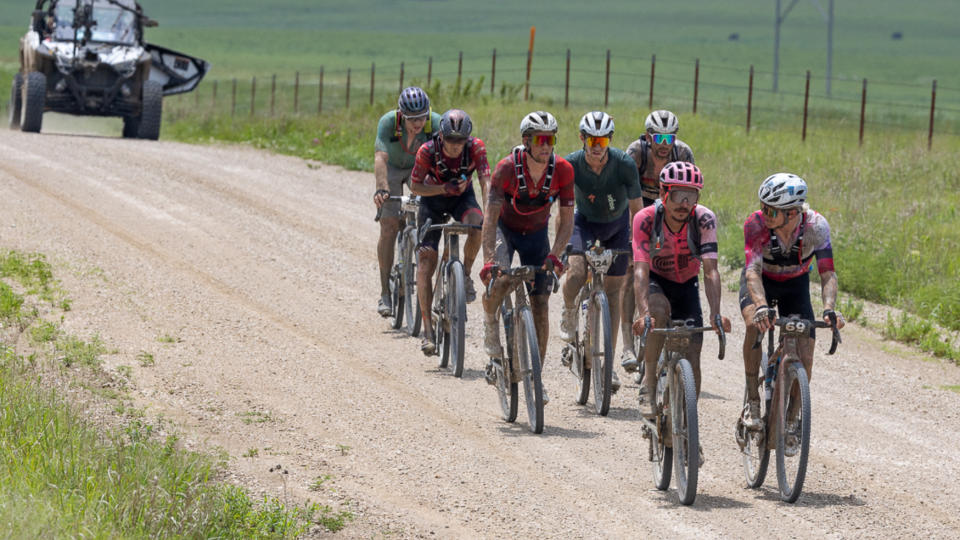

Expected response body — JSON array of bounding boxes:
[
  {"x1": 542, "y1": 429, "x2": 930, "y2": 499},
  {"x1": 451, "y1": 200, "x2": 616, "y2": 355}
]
[{"x1": 659, "y1": 161, "x2": 703, "y2": 191}]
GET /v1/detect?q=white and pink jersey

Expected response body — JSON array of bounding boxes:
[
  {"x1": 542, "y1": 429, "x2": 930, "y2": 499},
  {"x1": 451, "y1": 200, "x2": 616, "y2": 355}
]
[
  {"x1": 743, "y1": 209, "x2": 835, "y2": 281},
  {"x1": 633, "y1": 204, "x2": 719, "y2": 283}
]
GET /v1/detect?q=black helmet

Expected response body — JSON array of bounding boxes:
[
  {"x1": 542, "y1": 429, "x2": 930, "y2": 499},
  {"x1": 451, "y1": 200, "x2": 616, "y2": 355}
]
[
  {"x1": 398, "y1": 86, "x2": 430, "y2": 117},
  {"x1": 439, "y1": 109, "x2": 473, "y2": 140}
]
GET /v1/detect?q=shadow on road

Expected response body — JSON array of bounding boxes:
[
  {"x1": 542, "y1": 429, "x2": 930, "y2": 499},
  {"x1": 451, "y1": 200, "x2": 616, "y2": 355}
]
[
  {"x1": 497, "y1": 423, "x2": 600, "y2": 440},
  {"x1": 751, "y1": 487, "x2": 866, "y2": 508}
]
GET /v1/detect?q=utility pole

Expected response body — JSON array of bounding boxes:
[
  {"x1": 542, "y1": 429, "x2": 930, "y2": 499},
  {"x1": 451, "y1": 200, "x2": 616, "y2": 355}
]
[{"x1": 773, "y1": 0, "x2": 834, "y2": 96}]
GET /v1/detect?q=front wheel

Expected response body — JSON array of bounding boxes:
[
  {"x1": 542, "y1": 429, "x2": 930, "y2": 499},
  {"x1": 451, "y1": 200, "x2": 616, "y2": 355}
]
[
  {"x1": 137, "y1": 80, "x2": 163, "y2": 140},
  {"x1": 671, "y1": 358, "x2": 699, "y2": 506},
  {"x1": 402, "y1": 228, "x2": 421, "y2": 337},
  {"x1": 496, "y1": 298, "x2": 518, "y2": 423},
  {"x1": 776, "y1": 362, "x2": 811, "y2": 503},
  {"x1": 20, "y1": 71, "x2": 46, "y2": 134},
  {"x1": 518, "y1": 306, "x2": 544, "y2": 434},
  {"x1": 445, "y1": 261, "x2": 467, "y2": 378},
  {"x1": 589, "y1": 291, "x2": 613, "y2": 416},
  {"x1": 388, "y1": 233, "x2": 404, "y2": 330}
]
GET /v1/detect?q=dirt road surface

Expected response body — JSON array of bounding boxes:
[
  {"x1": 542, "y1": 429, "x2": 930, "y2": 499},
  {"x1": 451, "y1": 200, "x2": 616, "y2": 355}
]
[{"x1": 2, "y1": 127, "x2": 959, "y2": 538}]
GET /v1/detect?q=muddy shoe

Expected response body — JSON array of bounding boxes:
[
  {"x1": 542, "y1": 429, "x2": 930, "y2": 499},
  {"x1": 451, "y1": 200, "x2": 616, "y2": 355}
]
[
  {"x1": 611, "y1": 370, "x2": 621, "y2": 394},
  {"x1": 620, "y1": 349, "x2": 640, "y2": 373},
  {"x1": 484, "y1": 360, "x2": 498, "y2": 385},
  {"x1": 464, "y1": 276, "x2": 477, "y2": 303},
  {"x1": 541, "y1": 385, "x2": 550, "y2": 406},
  {"x1": 377, "y1": 294, "x2": 392, "y2": 317},
  {"x1": 784, "y1": 420, "x2": 801, "y2": 457},
  {"x1": 420, "y1": 335, "x2": 436, "y2": 356},
  {"x1": 559, "y1": 306, "x2": 578, "y2": 342},
  {"x1": 743, "y1": 399, "x2": 764, "y2": 431},
  {"x1": 638, "y1": 398, "x2": 656, "y2": 418}
]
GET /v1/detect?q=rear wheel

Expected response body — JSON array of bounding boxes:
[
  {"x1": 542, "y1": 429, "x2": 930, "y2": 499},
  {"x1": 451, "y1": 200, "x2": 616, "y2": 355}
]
[
  {"x1": 518, "y1": 307, "x2": 544, "y2": 434},
  {"x1": 122, "y1": 115, "x2": 140, "y2": 138},
  {"x1": 137, "y1": 80, "x2": 163, "y2": 140},
  {"x1": 776, "y1": 362, "x2": 811, "y2": 503},
  {"x1": 589, "y1": 291, "x2": 613, "y2": 416},
  {"x1": 9, "y1": 72, "x2": 23, "y2": 130},
  {"x1": 671, "y1": 358, "x2": 699, "y2": 506},
  {"x1": 20, "y1": 71, "x2": 46, "y2": 133},
  {"x1": 447, "y1": 261, "x2": 467, "y2": 378},
  {"x1": 496, "y1": 298, "x2": 518, "y2": 422}
]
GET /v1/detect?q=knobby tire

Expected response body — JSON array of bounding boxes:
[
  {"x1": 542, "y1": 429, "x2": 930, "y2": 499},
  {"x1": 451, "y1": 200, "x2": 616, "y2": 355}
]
[{"x1": 776, "y1": 362, "x2": 811, "y2": 503}]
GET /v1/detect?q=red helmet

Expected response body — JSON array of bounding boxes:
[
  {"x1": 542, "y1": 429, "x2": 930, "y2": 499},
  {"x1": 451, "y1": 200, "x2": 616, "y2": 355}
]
[{"x1": 659, "y1": 161, "x2": 703, "y2": 191}]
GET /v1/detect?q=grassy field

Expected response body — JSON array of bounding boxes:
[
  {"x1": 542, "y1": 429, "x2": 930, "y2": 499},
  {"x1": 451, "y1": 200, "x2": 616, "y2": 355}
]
[{"x1": 1, "y1": 251, "x2": 351, "y2": 537}]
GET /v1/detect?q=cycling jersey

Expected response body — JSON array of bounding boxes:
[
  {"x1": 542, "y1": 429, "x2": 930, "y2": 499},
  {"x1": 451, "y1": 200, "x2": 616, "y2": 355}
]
[
  {"x1": 491, "y1": 149, "x2": 574, "y2": 234},
  {"x1": 374, "y1": 110, "x2": 443, "y2": 170},
  {"x1": 743, "y1": 209, "x2": 834, "y2": 281},
  {"x1": 624, "y1": 138, "x2": 695, "y2": 205},
  {"x1": 564, "y1": 147, "x2": 642, "y2": 224},
  {"x1": 410, "y1": 137, "x2": 491, "y2": 189},
  {"x1": 632, "y1": 204, "x2": 719, "y2": 284}
]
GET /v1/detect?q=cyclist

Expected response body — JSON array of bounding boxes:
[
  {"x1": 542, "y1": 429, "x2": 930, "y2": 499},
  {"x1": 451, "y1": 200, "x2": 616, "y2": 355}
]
[
  {"x1": 621, "y1": 110, "x2": 696, "y2": 371},
  {"x1": 631, "y1": 162, "x2": 731, "y2": 421},
  {"x1": 409, "y1": 109, "x2": 490, "y2": 355},
  {"x1": 479, "y1": 111, "x2": 575, "y2": 403},
  {"x1": 739, "y1": 173, "x2": 845, "y2": 438},
  {"x1": 559, "y1": 111, "x2": 643, "y2": 393},
  {"x1": 372, "y1": 87, "x2": 443, "y2": 317}
]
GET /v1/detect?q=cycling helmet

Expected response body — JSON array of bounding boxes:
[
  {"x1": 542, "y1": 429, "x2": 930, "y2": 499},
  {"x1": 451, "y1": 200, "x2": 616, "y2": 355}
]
[
  {"x1": 520, "y1": 110, "x2": 558, "y2": 135},
  {"x1": 398, "y1": 86, "x2": 430, "y2": 117},
  {"x1": 758, "y1": 173, "x2": 808, "y2": 208},
  {"x1": 659, "y1": 161, "x2": 703, "y2": 191},
  {"x1": 439, "y1": 109, "x2": 473, "y2": 140},
  {"x1": 579, "y1": 111, "x2": 615, "y2": 137},
  {"x1": 645, "y1": 110, "x2": 679, "y2": 134}
]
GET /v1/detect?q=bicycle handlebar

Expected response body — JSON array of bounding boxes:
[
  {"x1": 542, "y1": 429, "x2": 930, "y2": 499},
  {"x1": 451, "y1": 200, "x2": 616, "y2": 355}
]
[
  {"x1": 751, "y1": 313, "x2": 842, "y2": 355},
  {"x1": 637, "y1": 315, "x2": 726, "y2": 360},
  {"x1": 485, "y1": 265, "x2": 560, "y2": 296},
  {"x1": 373, "y1": 195, "x2": 418, "y2": 222}
]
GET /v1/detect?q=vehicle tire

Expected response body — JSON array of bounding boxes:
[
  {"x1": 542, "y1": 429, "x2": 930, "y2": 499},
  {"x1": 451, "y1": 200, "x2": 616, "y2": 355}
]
[
  {"x1": 776, "y1": 362, "x2": 811, "y2": 503},
  {"x1": 496, "y1": 298, "x2": 518, "y2": 423},
  {"x1": 446, "y1": 260, "x2": 467, "y2": 378},
  {"x1": 402, "y1": 228, "x2": 420, "y2": 337},
  {"x1": 9, "y1": 72, "x2": 23, "y2": 130},
  {"x1": 671, "y1": 358, "x2": 699, "y2": 506},
  {"x1": 136, "y1": 80, "x2": 163, "y2": 140},
  {"x1": 589, "y1": 291, "x2": 613, "y2": 416},
  {"x1": 122, "y1": 115, "x2": 140, "y2": 138},
  {"x1": 518, "y1": 306, "x2": 544, "y2": 434},
  {"x1": 741, "y1": 378, "x2": 771, "y2": 489},
  {"x1": 20, "y1": 71, "x2": 46, "y2": 134},
  {"x1": 388, "y1": 233, "x2": 404, "y2": 330}
]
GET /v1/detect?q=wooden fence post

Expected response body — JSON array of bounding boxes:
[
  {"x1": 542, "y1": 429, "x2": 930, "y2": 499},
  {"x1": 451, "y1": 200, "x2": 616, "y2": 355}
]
[
  {"x1": 346, "y1": 68, "x2": 351, "y2": 109},
  {"x1": 427, "y1": 56, "x2": 432, "y2": 87},
  {"x1": 649, "y1": 54, "x2": 656, "y2": 109},
  {"x1": 231, "y1": 78, "x2": 236, "y2": 116},
  {"x1": 491, "y1": 49, "x2": 496, "y2": 94},
  {"x1": 802, "y1": 70, "x2": 810, "y2": 141},
  {"x1": 318, "y1": 67, "x2": 324, "y2": 114},
  {"x1": 399, "y1": 62, "x2": 404, "y2": 94},
  {"x1": 294, "y1": 71, "x2": 300, "y2": 114},
  {"x1": 270, "y1": 74, "x2": 276, "y2": 116},
  {"x1": 693, "y1": 58, "x2": 699, "y2": 114},
  {"x1": 212, "y1": 80, "x2": 217, "y2": 110},
  {"x1": 250, "y1": 76, "x2": 256, "y2": 116},
  {"x1": 457, "y1": 51, "x2": 463, "y2": 92},
  {"x1": 370, "y1": 62, "x2": 375, "y2": 106},
  {"x1": 928, "y1": 79, "x2": 937, "y2": 150},
  {"x1": 604, "y1": 49, "x2": 611, "y2": 108},
  {"x1": 859, "y1": 78, "x2": 867, "y2": 146},
  {"x1": 564, "y1": 49, "x2": 571, "y2": 109},
  {"x1": 746, "y1": 65, "x2": 754, "y2": 134}
]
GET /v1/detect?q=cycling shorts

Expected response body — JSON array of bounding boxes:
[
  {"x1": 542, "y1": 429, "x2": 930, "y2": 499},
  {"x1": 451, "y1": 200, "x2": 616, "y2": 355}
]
[
  {"x1": 738, "y1": 269, "x2": 815, "y2": 337},
  {"x1": 417, "y1": 189, "x2": 483, "y2": 251},
  {"x1": 494, "y1": 225, "x2": 552, "y2": 296},
  {"x1": 568, "y1": 210, "x2": 631, "y2": 277},
  {"x1": 649, "y1": 273, "x2": 703, "y2": 327}
]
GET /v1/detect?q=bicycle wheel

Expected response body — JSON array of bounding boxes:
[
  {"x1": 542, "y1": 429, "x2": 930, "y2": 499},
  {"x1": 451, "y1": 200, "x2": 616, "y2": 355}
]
[
  {"x1": 589, "y1": 291, "x2": 613, "y2": 416},
  {"x1": 389, "y1": 234, "x2": 404, "y2": 330},
  {"x1": 436, "y1": 271, "x2": 449, "y2": 368},
  {"x1": 496, "y1": 298, "x2": 518, "y2": 422},
  {"x1": 776, "y1": 362, "x2": 811, "y2": 503},
  {"x1": 518, "y1": 306, "x2": 544, "y2": 434},
  {"x1": 671, "y1": 358, "x2": 699, "y2": 505},
  {"x1": 633, "y1": 334, "x2": 646, "y2": 384},
  {"x1": 652, "y1": 370, "x2": 672, "y2": 490},
  {"x1": 569, "y1": 343, "x2": 590, "y2": 405},
  {"x1": 740, "y1": 378, "x2": 771, "y2": 489},
  {"x1": 402, "y1": 228, "x2": 421, "y2": 337},
  {"x1": 445, "y1": 261, "x2": 467, "y2": 378}
]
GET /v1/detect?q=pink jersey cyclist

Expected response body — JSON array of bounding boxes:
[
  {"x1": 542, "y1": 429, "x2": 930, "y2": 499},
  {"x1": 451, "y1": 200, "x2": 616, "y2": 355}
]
[
  {"x1": 633, "y1": 204, "x2": 719, "y2": 284},
  {"x1": 743, "y1": 208, "x2": 834, "y2": 282}
]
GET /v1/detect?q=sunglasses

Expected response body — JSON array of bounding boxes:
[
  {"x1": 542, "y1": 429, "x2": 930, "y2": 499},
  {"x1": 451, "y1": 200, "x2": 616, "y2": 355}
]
[
  {"x1": 667, "y1": 189, "x2": 699, "y2": 205},
  {"x1": 444, "y1": 136, "x2": 468, "y2": 144},
  {"x1": 585, "y1": 136, "x2": 610, "y2": 148},
  {"x1": 531, "y1": 134, "x2": 557, "y2": 146},
  {"x1": 761, "y1": 204, "x2": 796, "y2": 218},
  {"x1": 650, "y1": 133, "x2": 676, "y2": 145}
]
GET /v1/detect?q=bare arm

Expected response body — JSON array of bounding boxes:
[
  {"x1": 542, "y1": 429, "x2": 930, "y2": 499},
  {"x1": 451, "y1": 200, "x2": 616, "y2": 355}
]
[
  {"x1": 373, "y1": 151, "x2": 390, "y2": 207},
  {"x1": 409, "y1": 180, "x2": 448, "y2": 197},
  {"x1": 477, "y1": 173, "x2": 490, "y2": 207},
  {"x1": 745, "y1": 266, "x2": 767, "y2": 309},
  {"x1": 482, "y1": 185, "x2": 504, "y2": 264},
  {"x1": 820, "y1": 270, "x2": 838, "y2": 311},
  {"x1": 702, "y1": 258, "x2": 722, "y2": 320},
  {"x1": 552, "y1": 206, "x2": 575, "y2": 259},
  {"x1": 628, "y1": 197, "x2": 643, "y2": 222},
  {"x1": 633, "y1": 261, "x2": 652, "y2": 320}
]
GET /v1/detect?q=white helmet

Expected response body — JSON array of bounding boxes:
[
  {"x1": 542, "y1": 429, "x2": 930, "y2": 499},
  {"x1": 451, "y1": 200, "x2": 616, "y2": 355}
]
[
  {"x1": 758, "y1": 173, "x2": 808, "y2": 209},
  {"x1": 520, "y1": 111, "x2": 558, "y2": 136},
  {"x1": 579, "y1": 111, "x2": 615, "y2": 137},
  {"x1": 645, "y1": 110, "x2": 679, "y2": 134}
]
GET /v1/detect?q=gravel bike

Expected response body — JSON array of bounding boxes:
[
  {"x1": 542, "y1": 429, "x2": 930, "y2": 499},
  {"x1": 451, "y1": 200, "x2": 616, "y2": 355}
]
[
  {"x1": 736, "y1": 308, "x2": 841, "y2": 503},
  {"x1": 636, "y1": 316, "x2": 726, "y2": 506},
  {"x1": 559, "y1": 243, "x2": 631, "y2": 416},
  {"x1": 377, "y1": 195, "x2": 422, "y2": 336},
  {"x1": 486, "y1": 265, "x2": 558, "y2": 434},
  {"x1": 420, "y1": 218, "x2": 481, "y2": 378}
]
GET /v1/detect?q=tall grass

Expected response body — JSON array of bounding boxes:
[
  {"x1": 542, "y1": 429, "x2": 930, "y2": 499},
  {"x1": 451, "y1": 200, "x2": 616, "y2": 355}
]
[{"x1": 165, "y1": 80, "x2": 960, "y2": 337}]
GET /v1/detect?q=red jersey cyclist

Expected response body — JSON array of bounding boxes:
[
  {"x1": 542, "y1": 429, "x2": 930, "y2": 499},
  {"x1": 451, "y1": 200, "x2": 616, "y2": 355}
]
[
  {"x1": 409, "y1": 109, "x2": 490, "y2": 355},
  {"x1": 479, "y1": 111, "x2": 575, "y2": 402}
]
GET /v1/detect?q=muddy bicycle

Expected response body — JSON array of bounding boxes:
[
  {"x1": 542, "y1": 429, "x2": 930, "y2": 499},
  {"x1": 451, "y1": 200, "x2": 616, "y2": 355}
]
[
  {"x1": 736, "y1": 309, "x2": 841, "y2": 503},
  {"x1": 377, "y1": 195, "x2": 422, "y2": 336},
  {"x1": 560, "y1": 243, "x2": 632, "y2": 416},
  {"x1": 419, "y1": 218, "x2": 481, "y2": 377},
  {"x1": 636, "y1": 316, "x2": 725, "y2": 506},
  {"x1": 486, "y1": 265, "x2": 558, "y2": 434}
]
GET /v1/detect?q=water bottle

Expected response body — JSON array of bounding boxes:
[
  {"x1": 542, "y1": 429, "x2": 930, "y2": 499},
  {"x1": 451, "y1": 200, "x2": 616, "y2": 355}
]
[
  {"x1": 763, "y1": 355, "x2": 775, "y2": 401},
  {"x1": 578, "y1": 299, "x2": 589, "y2": 336}
]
